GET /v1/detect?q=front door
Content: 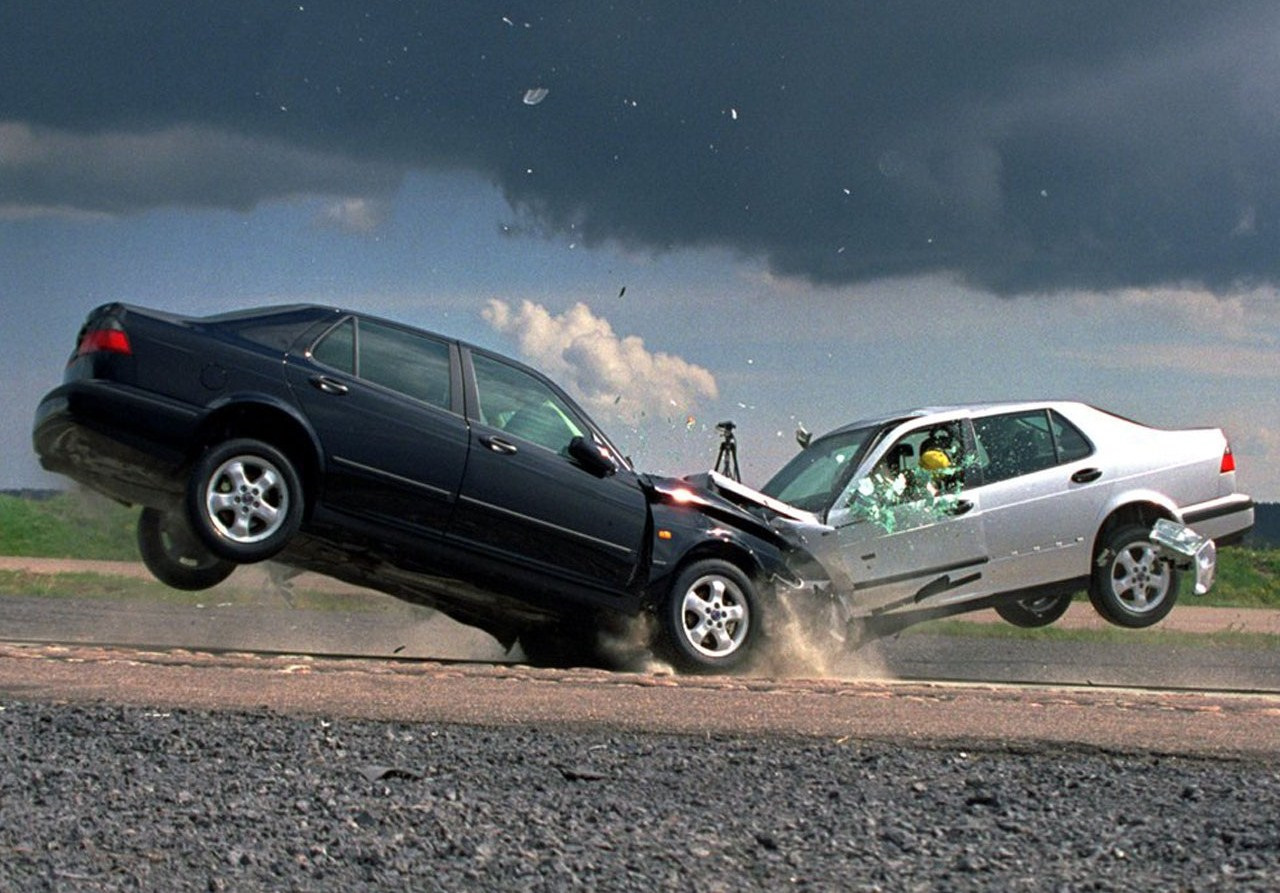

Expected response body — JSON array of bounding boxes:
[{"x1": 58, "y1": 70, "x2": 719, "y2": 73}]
[
  {"x1": 818, "y1": 420, "x2": 989, "y2": 615},
  {"x1": 448, "y1": 350, "x2": 648, "y2": 595}
]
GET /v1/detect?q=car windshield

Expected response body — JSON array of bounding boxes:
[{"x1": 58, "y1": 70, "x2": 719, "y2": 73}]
[{"x1": 760, "y1": 425, "x2": 882, "y2": 513}]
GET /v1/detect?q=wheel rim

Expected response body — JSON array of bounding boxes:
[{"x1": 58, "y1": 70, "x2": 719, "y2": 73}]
[
  {"x1": 1109, "y1": 540, "x2": 1172, "y2": 615},
  {"x1": 203, "y1": 454, "x2": 289, "y2": 545},
  {"x1": 679, "y1": 573, "x2": 750, "y2": 659}
]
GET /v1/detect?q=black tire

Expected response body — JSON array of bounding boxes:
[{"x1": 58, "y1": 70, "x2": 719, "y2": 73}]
[
  {"x1": 1088, "y1": 523, "x2": 1180, "y2": 628},
  {"x1": 518, "y1": 625, "x2": 607, "y2": 669},
  {"x1": 136, "y1": 508, "x2": 236, "y2": 591},
  {"x1": 658, "y1": 559, "x2": 759, "y2": 673},
  {"x1": 994, "y1": 592, "x2": 1074, "y2": 628},
  {"x1": 186, "y1": 438, "x2": 303, "y2": 563}
]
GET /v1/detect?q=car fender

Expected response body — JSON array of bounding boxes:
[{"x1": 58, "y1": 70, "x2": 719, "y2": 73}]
[
  {"x1": 644, "y1": 501, "x2": 807, "y2": 604},
  {"x1": 191, "y1": 390, "x2": 327, "y2": 478},
  {"x1": 1092, "y1": 486, "x2": 1181, "y2": 543}
]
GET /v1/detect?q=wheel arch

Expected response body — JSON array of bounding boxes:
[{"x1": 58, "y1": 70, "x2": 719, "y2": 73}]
[
  {"x1": 1091, "y1": 496, "x2": 1179, "y2": 560},
  {"x1": 189, "y1": 396, "x2": 324, "y2": 516},
  {"x1": 653, "y1": 534, "x2": 777, "y2": 609}
]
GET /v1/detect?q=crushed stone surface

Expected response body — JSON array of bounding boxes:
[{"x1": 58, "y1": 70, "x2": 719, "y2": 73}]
[{"x1": 0, "y1": 700, "x2": 1276, "y2": 892}]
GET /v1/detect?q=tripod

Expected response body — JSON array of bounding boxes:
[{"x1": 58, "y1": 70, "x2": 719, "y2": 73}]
[{"x1": 714, "y1": 421, "x2": 741, "y2": 482}]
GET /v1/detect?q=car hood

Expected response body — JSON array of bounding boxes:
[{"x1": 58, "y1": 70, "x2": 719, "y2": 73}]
[{"x1": 645, "y1": 470, "x2": 832, "y2": 546}]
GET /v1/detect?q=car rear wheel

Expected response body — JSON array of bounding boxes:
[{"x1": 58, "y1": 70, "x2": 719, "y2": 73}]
[
  {"x1": 659, "y1": 559, "x2": 758, "y2": 673},
  {"x1": 137, "y1": 507, "x2": 236, "y2": 590},
  {"x1": 994, "y1": 592, "x2": 1073, "y2": 628},
  {"x1": 186, "y1": 438, "x2": 303, "y2": 563},
  {"x1": 1089, "y1": 523, "x2": 1179, "y2": 628}
]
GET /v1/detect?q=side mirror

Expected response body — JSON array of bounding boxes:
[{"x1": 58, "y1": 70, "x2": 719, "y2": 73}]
[
  {"x1": 569, "y1": 436, "x2": 618, "y2": 478},
  {"x1": 796, "y1": 426, "x2": 812, "y2": 449}
]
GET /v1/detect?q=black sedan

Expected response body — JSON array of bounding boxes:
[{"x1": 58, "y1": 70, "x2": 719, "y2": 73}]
[{"x1": 34, "y1": 303, "x2": 814, "y2": 671}]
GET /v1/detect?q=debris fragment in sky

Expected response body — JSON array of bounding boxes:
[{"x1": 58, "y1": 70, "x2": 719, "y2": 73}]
[
  {"x1": 523, "y1": 87, "x2": 550, "y2": 105},
  {"x1": 617, "y1": 286, "x2": 626, "y2": 299},
  {"x1": 686, "y1": 415, "x2": 696, "y2": 430}
]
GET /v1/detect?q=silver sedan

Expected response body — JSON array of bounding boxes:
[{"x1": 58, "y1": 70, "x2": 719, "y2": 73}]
[{"x1": 737, "y1": 401, "x2": 1254, "y2": 634}]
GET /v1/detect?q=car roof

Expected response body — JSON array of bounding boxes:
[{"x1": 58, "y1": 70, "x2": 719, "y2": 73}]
[{"x1": 822, "y1": 400, "x2": 1091, "y2": 438}]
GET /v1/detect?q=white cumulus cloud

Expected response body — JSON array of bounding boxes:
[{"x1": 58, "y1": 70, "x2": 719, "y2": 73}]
[{"x1": 482, "y1": 299, "x2": 718, "y2": 419}]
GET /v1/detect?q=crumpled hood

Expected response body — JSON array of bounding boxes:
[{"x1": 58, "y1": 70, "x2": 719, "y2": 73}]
[{"x1": 644, "y1": 470, "x2": 831, "y2": 551}]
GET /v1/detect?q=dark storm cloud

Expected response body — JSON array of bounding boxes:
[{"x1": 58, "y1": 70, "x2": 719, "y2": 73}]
[{"x1": 4, "y1": 1, "x2": 1279, "y2": 294}]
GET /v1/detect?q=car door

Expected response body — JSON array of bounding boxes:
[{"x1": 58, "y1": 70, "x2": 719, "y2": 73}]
[
  {"x1": 283, "y1": 315, "x2": 470, "y2": 537},
  {"x1": 448, "y1": 349, "x2": 649, "y2": 594},
  {"x1": 819, "y1": 419, "x2": 990, "y2": 614},
  {"x1": 968, "y1": 407, "x2": 1111, "y2": 592}
]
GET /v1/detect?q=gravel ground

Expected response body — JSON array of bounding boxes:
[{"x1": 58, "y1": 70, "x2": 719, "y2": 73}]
[{"x1": 1, "y1": 701, "x2": 1276, "y2": 892}]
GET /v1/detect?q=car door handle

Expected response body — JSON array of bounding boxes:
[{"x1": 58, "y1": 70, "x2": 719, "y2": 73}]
[
  {"x1": 481, "y1": 435, "x2": 519, "y2": 455},
  {"x1": 1071, "y1": 467, "x2": 1103, "y2": 483},
  {"x1": 946, "y1": 499, "x2": 974, "y2": 516},
  {"x1": 310, "y1": 375, "x2": 349, "y2": 396}
]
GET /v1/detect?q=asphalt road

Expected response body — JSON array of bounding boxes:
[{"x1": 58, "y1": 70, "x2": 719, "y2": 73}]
[
  {"x1": 0, "y1": 589, "x2": 1277, "y2": 692},
  {"x1": 4, "y1": 564, "x2": 1277, "y2": 889}
]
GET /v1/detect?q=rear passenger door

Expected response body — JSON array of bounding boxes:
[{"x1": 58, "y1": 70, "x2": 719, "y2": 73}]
[
  {"x1": 970, "y1": 408, "x2": 1110, "y2": 590},
  {"x1": 284, "y1": 315, "x2": 470, "y2": 538}
]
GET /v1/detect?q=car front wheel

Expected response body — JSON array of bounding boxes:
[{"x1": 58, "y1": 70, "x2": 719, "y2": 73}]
[
  {"x1": 186, "y1": 438, "x2": 303, "y2": 563},
  {"x1": 137, "y1": 507, "x2": 236, "y2": 590},
  {"x1": 1088, "y1": 523, "x2": 1180, "y2": 628},
  {"x1": 994, "y1": 592, "x2": 1073, "y2": 628},
  {"x1": 659, "y1": 559, "x2": 759, "y2": 673}
]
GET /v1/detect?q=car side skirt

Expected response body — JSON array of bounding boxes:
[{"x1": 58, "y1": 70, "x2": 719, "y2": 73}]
[{"x1": 859, "y1": 576, "x2": 1088, "y2": 639}]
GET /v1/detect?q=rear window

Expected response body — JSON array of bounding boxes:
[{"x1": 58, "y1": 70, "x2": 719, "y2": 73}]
[{"x1": 972, "y1": 408, "x2": 1094, "y2": 484}]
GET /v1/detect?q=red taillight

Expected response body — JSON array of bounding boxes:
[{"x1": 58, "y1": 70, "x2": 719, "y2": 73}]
[
  {"x1": 76, "y1": 327, "x2": 132, "y2": 357},
  {"x1": 1220, "y1": 445, "x2": 1236, "y2": 474}
]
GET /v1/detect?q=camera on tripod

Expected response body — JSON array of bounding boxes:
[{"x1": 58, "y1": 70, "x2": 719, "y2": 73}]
[{"x1": 713, "y1": 420, "x2": 740, "y2": 481}]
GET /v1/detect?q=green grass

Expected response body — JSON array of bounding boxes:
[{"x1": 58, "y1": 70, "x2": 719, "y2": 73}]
[
  {"x1": 0, "y1": 492, "x2": 140, "y2": 560},
  {"x1": 1203, "y1": 546, "x2": 1280, "y2": 608}
]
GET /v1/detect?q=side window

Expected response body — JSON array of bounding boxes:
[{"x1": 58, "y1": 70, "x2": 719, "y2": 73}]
[
  {"x1": 311, "y1": 318, "x2": 355, "y2": 373},
  {"x1": 1050, "y1": 410, "x2": 1093, "y2": 463},
  {"x1": 356, "y1": 320, "x2": 452, "y2": 409},
  {"x1": 471, "y1": 353, "x2": 585, "y2": 453},
  {"x1": 838, "y1": 420, "x2": 968, "y2": 530},
  {"x1": 973, "y1": 410, "x2": 1059, "y2": 484},
  {"x1": 868, "y1": 421, "x2": 968, "y2": 501}
]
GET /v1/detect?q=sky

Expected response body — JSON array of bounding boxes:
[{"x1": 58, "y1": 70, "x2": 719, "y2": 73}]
[{"x1": 3, "y1": 2, "x2": 1280, "y2": 501}]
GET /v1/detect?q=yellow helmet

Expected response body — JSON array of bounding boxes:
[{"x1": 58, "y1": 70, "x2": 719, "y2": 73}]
[{"x1": 920, "y1": 448, "x2": 951, "y2": 471}]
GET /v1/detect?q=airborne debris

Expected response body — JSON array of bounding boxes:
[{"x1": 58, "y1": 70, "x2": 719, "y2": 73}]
[
  {"x1": 356, "y1": 765, "x2": 422, "y2": 783},
  {"x1": 522, "y1": 87, "x2": 549, "y2": 105},
  {"x1": 558, "y1": 766, "x2": 607, "y2": 782}
]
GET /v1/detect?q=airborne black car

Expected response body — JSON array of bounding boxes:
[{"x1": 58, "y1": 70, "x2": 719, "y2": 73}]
[{"x1": 33, "y1": 303, "x2": 811, "y2": 671}]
